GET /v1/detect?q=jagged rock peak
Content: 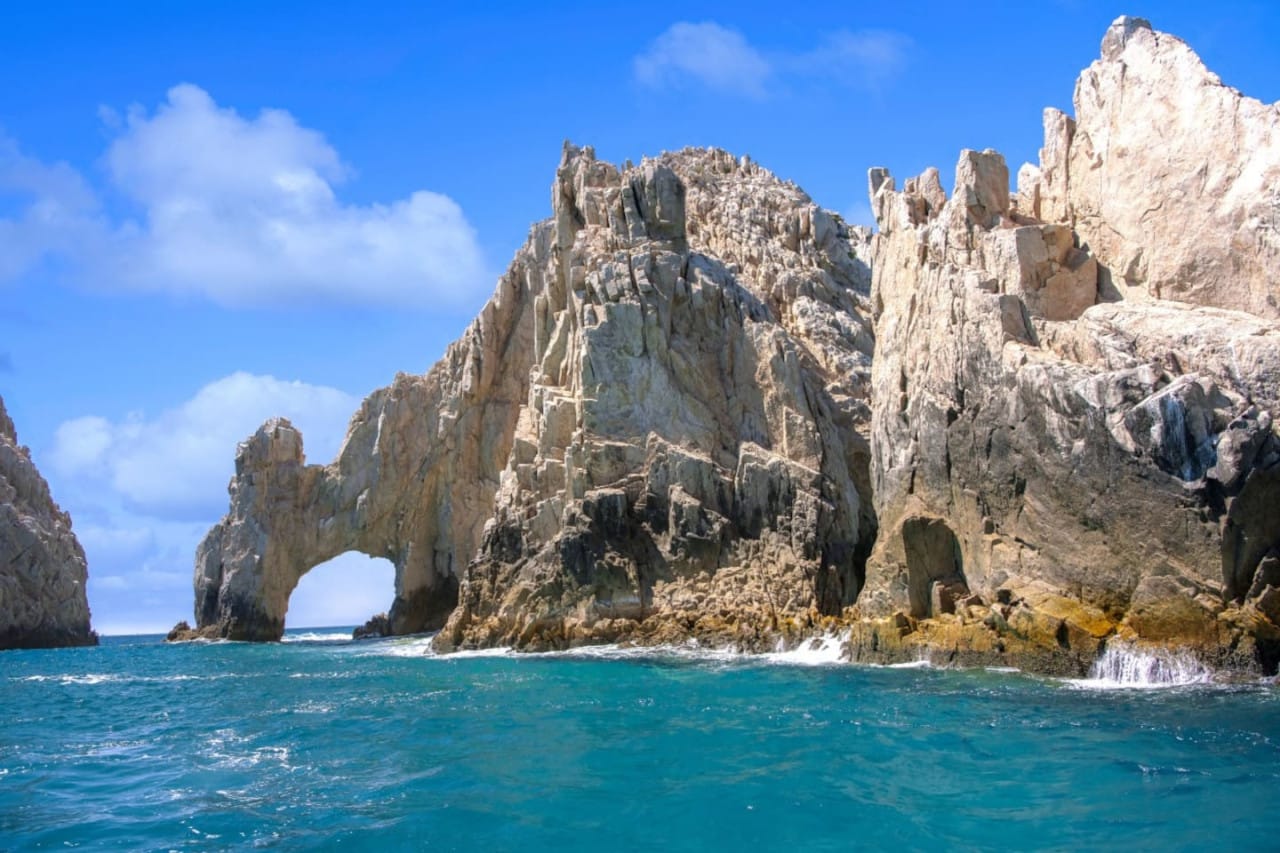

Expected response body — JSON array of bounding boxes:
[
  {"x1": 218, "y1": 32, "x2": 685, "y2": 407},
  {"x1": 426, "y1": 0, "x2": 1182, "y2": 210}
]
[
  {"x1": 1099, "y1": 15, "x2": 1152, "y2": 59},
  {"x1": 0, "y1": 394, "x2": 97, "y2": 649},
  {"x1": 1018, "y1": 15, "x2": 1280, "y2": 318},
  {"x1": 189, "y1": 144, "x2": 878, "y2": 649}
]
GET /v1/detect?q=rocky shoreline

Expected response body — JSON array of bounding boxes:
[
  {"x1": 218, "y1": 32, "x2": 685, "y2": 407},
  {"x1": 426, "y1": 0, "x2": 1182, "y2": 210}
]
[{"x1": 180, "y1": 18, "x2": 1280, "y2": 678}]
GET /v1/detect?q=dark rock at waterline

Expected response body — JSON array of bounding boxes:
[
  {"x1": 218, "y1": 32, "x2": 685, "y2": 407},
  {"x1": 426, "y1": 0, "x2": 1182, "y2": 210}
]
[{"x1": 353, "y1": 613, "x2": 391, "y2": 640}]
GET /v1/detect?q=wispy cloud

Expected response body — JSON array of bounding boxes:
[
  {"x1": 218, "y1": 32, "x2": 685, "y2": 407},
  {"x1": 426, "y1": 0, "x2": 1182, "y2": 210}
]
[
  {"x1": 634, "y1": 22, "x2": 912, "y2": 98},
  {"x1": 634, "y1": 22, "x2": 772, "y2": 98},
  {"x1": 0, "y1": 85, "x2": 491, "y2": 308},
  {"x1": 789, "y1": 30, "x2": 912, "y2": 91},
  {"x1": 0, "y1": 135, "x2": 106, "y2": 282}
]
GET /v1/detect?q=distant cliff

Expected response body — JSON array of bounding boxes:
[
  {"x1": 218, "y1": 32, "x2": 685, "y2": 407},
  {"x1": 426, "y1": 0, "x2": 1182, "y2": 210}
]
[
  {"x1": 187, "y1": 17, "x2": 1280, "y2": 675},
  {"x1": 0, "y1": 395, "x2": 96, "y2": 649}
]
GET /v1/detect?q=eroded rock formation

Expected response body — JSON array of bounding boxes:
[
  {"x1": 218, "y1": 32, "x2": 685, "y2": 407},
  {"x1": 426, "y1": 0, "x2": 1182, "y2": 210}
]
[
  {"x1": 857, "y1": 17, "x2": 1280, "y2": 674},
  {"x1": 188, "y1": 16, "x2": 1280, "y2": 675},
  {"x1": 0, "y1": 394, "x2": 96, "y2": 649},
  {"x1": 190, "y1": 146, "x2": 877, "y2": 646}
]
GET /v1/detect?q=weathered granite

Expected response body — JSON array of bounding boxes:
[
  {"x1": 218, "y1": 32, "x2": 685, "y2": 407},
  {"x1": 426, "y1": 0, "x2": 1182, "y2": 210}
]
[
  {"x1": 0, "y1": 394, "x2": 96, "y2": 649},
  {"x1": 859, "y1": 18, "x2": 1280, "y2": 675},
  {"x1": 189, "y1": 145, "x2": 877, "y2": 647}
]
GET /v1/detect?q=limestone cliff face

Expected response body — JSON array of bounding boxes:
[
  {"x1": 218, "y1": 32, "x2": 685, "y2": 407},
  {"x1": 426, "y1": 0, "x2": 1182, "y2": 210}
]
[
  {"x1": 0, "y1": 395, "x2": 96, "y2": 649},
  {"x1": 191, "y1": 146, "x2": 877, "y2": 646},
  {"x1": 190, "y1": 197, "x2": 544, "y2": 641},
  {"x1": 859, "y1": 17, "x2": 1280, "y2": 673}
]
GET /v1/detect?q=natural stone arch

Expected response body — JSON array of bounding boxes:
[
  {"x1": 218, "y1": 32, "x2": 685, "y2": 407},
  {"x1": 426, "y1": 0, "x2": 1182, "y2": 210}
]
[
  {"x1": 191, "y1": 222, "x2": 542, "y2": 643},
  {"x1": 901, "y1": 516, "x2": 967, "y2": 619},
  {"x1": 192, "y1": 400, "x2": 513, "y2": 642}
]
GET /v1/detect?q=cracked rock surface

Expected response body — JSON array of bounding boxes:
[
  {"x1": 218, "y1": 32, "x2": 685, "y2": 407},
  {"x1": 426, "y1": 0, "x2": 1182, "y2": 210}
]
[{"x1": 188, "y1": 16, "x2": 1280, "y2": 675}]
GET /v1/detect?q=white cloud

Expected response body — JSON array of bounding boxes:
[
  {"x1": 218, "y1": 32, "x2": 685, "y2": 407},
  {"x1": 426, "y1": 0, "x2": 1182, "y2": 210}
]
[
  {"x1": 634, "y1": 22, "x2": 772, "y2": 97},
  {"x1": 633, "y1": 22, "x2": 911, "y2": 98},
  {"x1": 51, "y1": 371, "x2": 358, "y2": 520},
  {"x1": 0, "y1": 85, "x2": 491, "y2": 307}
]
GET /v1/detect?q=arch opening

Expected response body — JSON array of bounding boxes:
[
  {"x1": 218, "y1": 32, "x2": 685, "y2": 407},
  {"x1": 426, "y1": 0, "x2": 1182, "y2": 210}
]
[{"x1": 285, "y1": 552, "x2": 397, "y2": 631}]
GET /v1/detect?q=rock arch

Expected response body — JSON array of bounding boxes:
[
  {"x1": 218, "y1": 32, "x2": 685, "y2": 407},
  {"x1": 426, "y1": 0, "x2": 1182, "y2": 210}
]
[{"x1": 192, "y1": 238, "x2": 540, "y2": 641}]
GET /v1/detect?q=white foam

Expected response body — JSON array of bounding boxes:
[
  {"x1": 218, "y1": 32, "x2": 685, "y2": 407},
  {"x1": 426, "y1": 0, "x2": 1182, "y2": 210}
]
[
  {"x1": 1069, "y1": 641, "x2": 1213, "y2": 690},
  {"x1": 759, "y1": 632, "x2": 849, "y2": 666},
  {"x1": 351, "y1": 636, "x2": 439, "y2": 658},
  {"x1": 282, "y1": 632, "x2": 353, "y2": 643},
  {"x1": 440, "y1": 646, "x2": 516, "y2": 659},
  {"x1": 885, "y1": 659, "x2": 934, "y2": 669},
  {"x1": 18, "y1": 673, "x2": 122, "y2": 685}
]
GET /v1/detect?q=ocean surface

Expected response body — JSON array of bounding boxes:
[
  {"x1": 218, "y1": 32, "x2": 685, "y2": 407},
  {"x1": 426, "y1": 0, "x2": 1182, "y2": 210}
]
[{"x1": 3, "y1": 630, "x2": 1278, "y2": 851}]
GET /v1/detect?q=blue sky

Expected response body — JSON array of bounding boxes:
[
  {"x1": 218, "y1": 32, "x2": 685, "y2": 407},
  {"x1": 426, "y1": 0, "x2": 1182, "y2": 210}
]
[{"x1": 2, "y1": 1, "x2": 1278, "y2": 634}]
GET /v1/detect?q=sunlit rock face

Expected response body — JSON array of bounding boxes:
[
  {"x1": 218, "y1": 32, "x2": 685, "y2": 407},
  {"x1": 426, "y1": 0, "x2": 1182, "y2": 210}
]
[
  {"x1": 1019, "y1": 17, "x2": 1280, "y2": 319},
  {"x1": 191, "y1": 145, "x2": 878, "y2": 647},
  {"x1": 858, "y1": 17, "x2": 1280, "y2": 675},
  {"x1": 0, "y1": 395, "x2": 96, "y2": 649}
]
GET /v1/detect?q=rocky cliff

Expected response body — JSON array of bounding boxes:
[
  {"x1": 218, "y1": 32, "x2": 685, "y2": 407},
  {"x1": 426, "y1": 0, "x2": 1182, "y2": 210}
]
[
  {"x1": 187, "y1": 16, "x2": 1280, "y2": 675},
  {"x1": 0, "y1": 395, "x2": 96, "y2": 649},
  {"x1": 856, "y1": 17, "x2": 1280, "y2": 674},
  {"x1": 189, "y1": 146, "x2": 878, "y2": 647}
]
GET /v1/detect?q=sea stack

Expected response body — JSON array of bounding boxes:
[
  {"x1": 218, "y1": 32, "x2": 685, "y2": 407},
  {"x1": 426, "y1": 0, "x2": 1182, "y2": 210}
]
[
  {"x1": 188, "y1": 17, "x2": 1280, "y2": 675},
  {"x1": 0, "y1": 394, "x2": 97, "y2": 649}
]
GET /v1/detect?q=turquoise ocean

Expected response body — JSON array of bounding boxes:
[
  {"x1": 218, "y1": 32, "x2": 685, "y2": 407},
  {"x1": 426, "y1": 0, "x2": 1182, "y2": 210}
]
[{"x1": 3, "y1": 630, "x2": 1278, "y2": 851}]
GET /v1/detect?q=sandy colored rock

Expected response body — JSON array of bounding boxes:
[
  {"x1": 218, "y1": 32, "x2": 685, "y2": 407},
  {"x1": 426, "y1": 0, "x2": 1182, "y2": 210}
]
[
  {"x1": 0, "y1": 394, "x2": 96, "y2": 649},
  {"x1": 190, "y1": 17, "x2": 1280, "y2": 676}
]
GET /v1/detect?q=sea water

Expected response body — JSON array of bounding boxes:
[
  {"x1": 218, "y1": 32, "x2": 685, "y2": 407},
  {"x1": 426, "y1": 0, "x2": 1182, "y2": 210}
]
[{"x1": 2, "y1": 631, "x2": 1278, "y2": 851}]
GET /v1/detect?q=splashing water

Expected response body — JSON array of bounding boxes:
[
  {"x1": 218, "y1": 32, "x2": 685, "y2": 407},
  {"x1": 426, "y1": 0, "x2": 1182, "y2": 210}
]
[
  {"x1": 1082, "y1": 641, "x2": 1213, "y2": 689},
  {"x1": 761, "y1": 631, "x2": 850, "y2": 666}
]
